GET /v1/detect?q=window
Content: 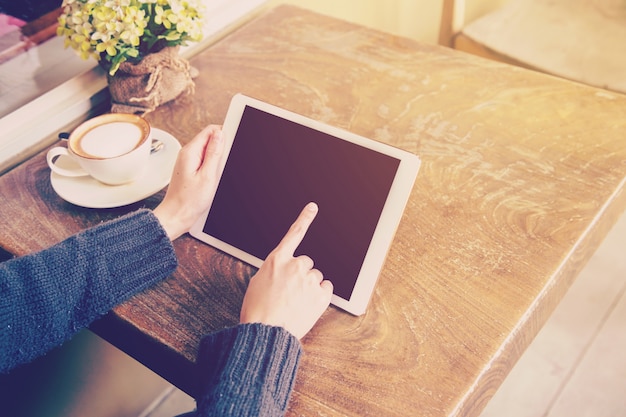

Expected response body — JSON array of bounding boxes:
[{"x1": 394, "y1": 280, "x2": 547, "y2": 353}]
[{"x1": 0, "y1": 0, "x2": 266, "y2": 173}]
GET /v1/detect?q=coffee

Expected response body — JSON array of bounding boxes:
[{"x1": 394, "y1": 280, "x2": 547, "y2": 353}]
[
  {"x1": 47, "y1": 113, "x2": 153, "y2": 185},
  {"x1": 70, "y1": 114, "x2": 150, "y2": 159}
]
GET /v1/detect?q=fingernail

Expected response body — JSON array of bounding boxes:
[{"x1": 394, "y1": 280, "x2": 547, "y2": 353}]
[{"x1": 307, "y1": 202, "x2": 318, "y2": 212}]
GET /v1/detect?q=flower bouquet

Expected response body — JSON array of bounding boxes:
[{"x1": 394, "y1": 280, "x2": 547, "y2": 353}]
[{"x1": 57, "y1": 0, "x2": 205, "y2": 113}]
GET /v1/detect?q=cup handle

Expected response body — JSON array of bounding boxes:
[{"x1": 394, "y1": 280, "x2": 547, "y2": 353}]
[{"x1": 46, "y1": 147, "x2": 89, "y2": 177}]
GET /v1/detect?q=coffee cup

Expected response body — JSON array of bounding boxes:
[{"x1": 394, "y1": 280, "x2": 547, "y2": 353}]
[{"x1": 47, "y1": 113, "x2": 152, "y2": 185}]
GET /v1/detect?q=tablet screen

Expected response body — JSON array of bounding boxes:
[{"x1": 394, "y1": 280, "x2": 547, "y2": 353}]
[{"x1": 202, "y1": 105, "x2": 401, "y2": 300}]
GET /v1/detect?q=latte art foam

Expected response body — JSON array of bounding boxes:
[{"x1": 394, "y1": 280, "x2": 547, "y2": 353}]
[{"x1": 78, "y1": 122, "x2": 144, "y2": 158}]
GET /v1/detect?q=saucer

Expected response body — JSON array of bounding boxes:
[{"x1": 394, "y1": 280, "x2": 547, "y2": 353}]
[{"x1": 50, "y1": 128, "x2": 181, "y2": 208}]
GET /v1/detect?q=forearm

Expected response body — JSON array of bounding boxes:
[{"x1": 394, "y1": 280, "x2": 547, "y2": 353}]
[
  {"x1": 0, "y1": 209, "x2": 177, "y2": 373},
  {"x1": 195, "y1": 323, "x2": 302, "y2": 417}
]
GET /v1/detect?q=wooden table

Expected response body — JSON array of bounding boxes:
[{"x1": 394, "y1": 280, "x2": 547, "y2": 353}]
[{"x1": 2, "y1": 5, "x2": 626, "y2": 416}]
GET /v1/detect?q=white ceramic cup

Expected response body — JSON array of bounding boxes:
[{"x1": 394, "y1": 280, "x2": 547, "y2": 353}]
[{"x1": 47, "y1": 113, "x2": 152, "y2": 185}]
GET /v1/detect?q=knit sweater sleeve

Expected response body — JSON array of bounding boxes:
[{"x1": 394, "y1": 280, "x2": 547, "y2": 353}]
[
  {"x1": 195, "y1": 323, "x2": 303, "y2": 417},
  {"x1": 0, "y1": 209, "x2": 177, "y2": 373}
]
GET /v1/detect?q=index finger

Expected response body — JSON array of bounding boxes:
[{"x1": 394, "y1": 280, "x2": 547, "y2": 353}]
[{"x1": 275, "y1": 202, "x2": 319, "y2": 256}]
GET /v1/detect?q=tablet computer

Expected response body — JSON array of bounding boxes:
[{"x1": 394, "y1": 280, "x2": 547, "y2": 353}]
[{"x1": 190, "y1": 94, "x2": 420, "y2": 315}]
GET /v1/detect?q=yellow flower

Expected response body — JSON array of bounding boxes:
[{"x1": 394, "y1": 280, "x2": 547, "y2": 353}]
[
  {"x1": 120, "y1": 28, "x2": 142, "y2": 46},
  {"x1": 58, "y1": 0, "x2": 205, "y2": 75},
  {"x1": 154, "y1": 6, "x2": 172, "y2": 29},
  {"x1": 123, "y1": 5, "x2": 146, "y2": 28},
  {"x1": 96, "y1": 40, "x2": 118, "y2": 57},
  {"x1": 93, "y1": 6, "x2": 115, "y2": 23}
]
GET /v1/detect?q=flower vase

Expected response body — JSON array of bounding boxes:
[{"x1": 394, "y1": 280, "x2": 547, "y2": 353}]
[{"x1": 106, "y1": 46, "x2": 197, "y2": 114}]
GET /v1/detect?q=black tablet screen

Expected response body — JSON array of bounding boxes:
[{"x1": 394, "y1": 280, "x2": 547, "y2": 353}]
[{"x1": 203, "y1": 106, "x2": 400, "y2": 300}]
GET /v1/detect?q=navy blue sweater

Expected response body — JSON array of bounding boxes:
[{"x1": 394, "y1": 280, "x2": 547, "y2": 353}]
[{"x1": 0, "y1": 210, "x2": 301, "y2": 416}]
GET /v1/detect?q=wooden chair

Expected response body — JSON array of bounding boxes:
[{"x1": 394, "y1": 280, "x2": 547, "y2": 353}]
[{"x1": 439, "y1": 0, "x2": 626, "y2": 94}]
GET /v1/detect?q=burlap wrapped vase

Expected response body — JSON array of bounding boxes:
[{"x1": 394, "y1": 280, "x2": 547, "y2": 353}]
[{"x1": 106, "y1": 46, "x2": 197, "y2": 114}]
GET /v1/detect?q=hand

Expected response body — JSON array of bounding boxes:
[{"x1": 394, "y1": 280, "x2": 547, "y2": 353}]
[
  {"x1": 240, "y1": 203, "x2": 334, "y2": 339},
  {"x1": 153, "y1": 125, "x2": 224, "y2": 240}
]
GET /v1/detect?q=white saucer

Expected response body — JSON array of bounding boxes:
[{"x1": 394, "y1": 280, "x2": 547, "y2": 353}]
[{"x1": 50, "y1": 128, "x2": 181, "y2": 208}]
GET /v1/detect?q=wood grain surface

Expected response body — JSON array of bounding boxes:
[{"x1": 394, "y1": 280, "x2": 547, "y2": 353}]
[{"x1": 1, "y1": 5, "x2": 626, "y2": 417}]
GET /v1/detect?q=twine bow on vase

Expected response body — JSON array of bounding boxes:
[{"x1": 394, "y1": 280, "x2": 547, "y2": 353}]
[{"x1": 106, "y1": 46, "x2": 198, "y2": 114}]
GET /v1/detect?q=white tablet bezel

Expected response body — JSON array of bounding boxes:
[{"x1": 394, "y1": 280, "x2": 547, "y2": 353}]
[{"x1": 190, "y1": 94, "x2": 420, "y2": 315}]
